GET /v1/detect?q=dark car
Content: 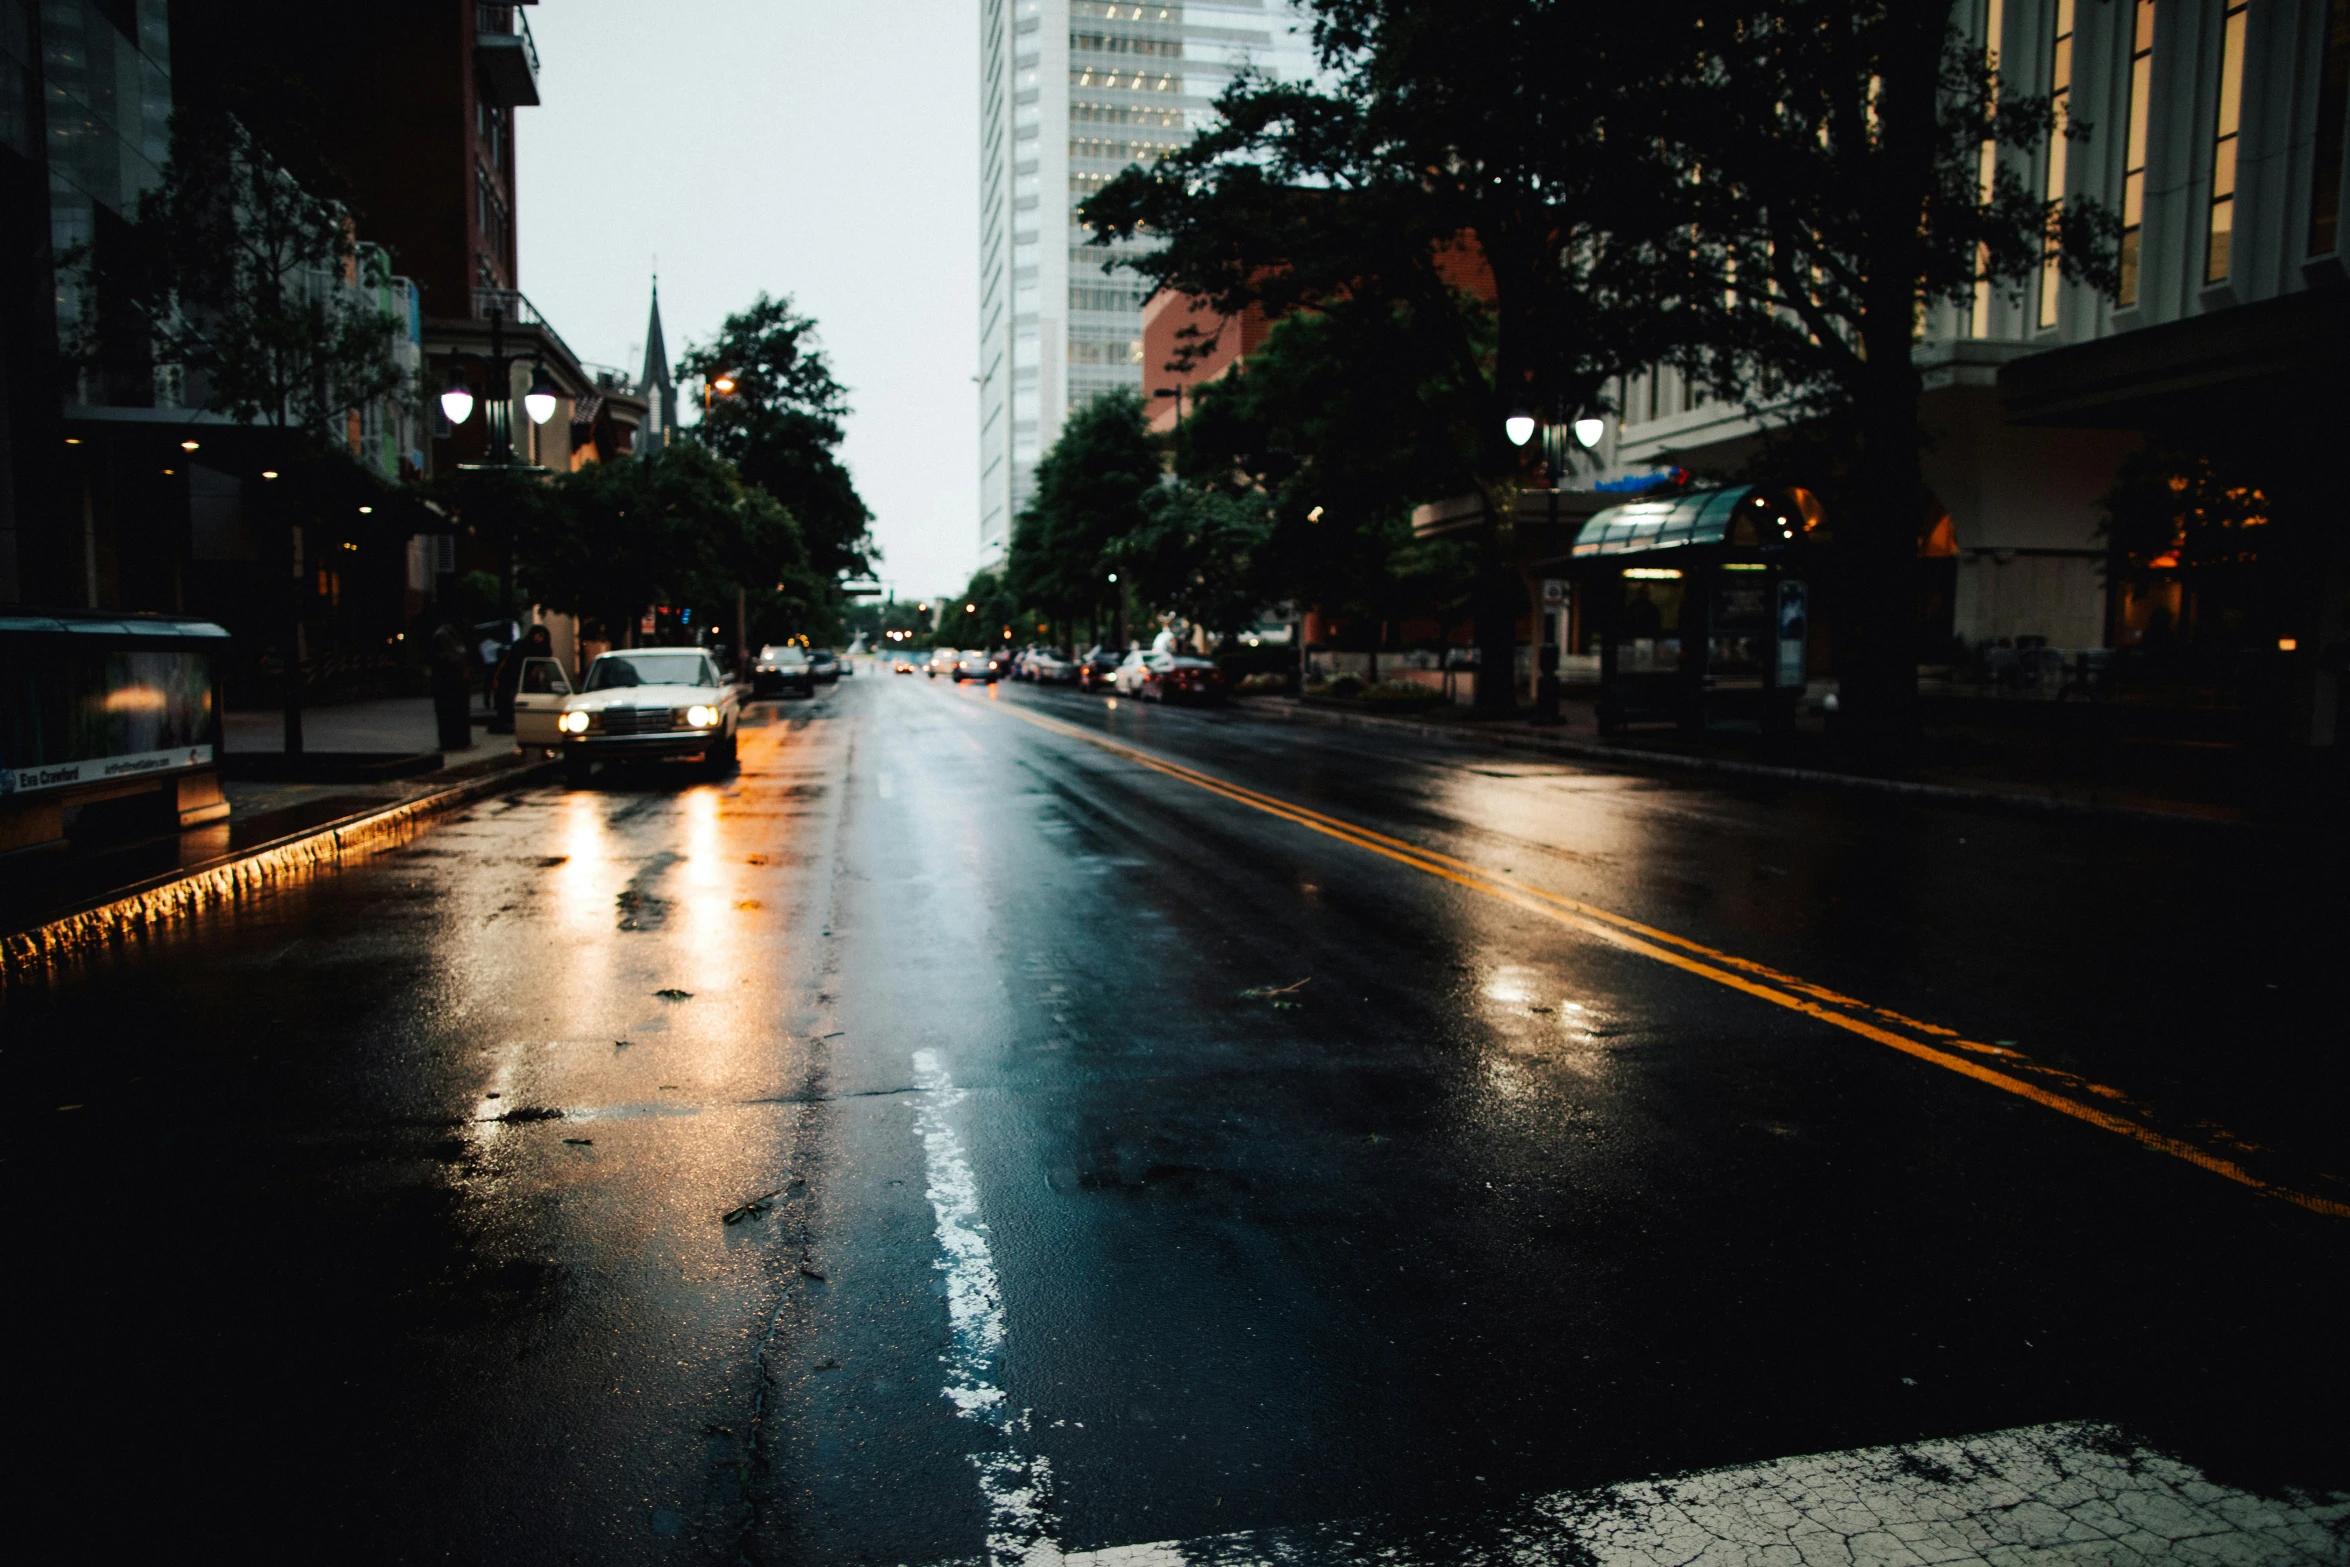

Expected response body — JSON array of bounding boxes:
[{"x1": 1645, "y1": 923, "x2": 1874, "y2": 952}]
[
  {"x1": 751, "y1": 644, "x2": 816, "y2": 698},
  {"x1": 1075, "y1": 646, "x2": 1124, "y2": 692},
  {"x1": 1142, "y1": 655, "x2": 1224, "y2": 705},
  {"x1": 808, "y1": 648, "x2": 841, "y2": 684}
]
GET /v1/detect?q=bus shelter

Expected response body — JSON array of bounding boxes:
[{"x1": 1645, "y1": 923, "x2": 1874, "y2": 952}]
[
  {"x1": 1542, "y1": 485, "x2": 1822, "y2": 735},
  {"x1": 1, "y1": 610, "x2": 231, "y2": 856}
]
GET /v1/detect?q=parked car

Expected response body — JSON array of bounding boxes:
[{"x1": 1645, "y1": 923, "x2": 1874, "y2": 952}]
[
  {"x1": 1076, "y1": 646, "x2": 1124, "y2": 691},
  {"x1": 751, "y1": 644, "x2": 815, "y2": 698},
  {"x1": 1111, "y1": 648, "x2": 1153, "y2": 696},
  {"x1": 1143, "y1": 655, "x2": 1224, "y2": 704},
  {"x1": 955, "y1": 650, "x2": 998, "y2": 683},
  {"x1": 545, "y1": 648, "x2": 741, "y2": 786},
  {"x1": 809, "y1": 648, "x2": 841, "y2": 684},
  {"x1": 1024, "y1": 647, "x2": 1076, "y2": 684}
]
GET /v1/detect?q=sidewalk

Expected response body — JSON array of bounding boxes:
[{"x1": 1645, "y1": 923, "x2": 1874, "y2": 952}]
[
  {"x1": 4, "y1": 697, "x2": 548, "y2": 939},
  {"x1": 224, "y1": 694, "x2": 508, "y2": 764},
  {"x1": 1244, "y1": 692, "x2": 2279, "y2": 825}
]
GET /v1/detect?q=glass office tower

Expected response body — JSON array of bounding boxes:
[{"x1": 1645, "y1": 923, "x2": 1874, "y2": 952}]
[{"x1": 975, "y1": 0, "x2": 1311, "y2": 565}]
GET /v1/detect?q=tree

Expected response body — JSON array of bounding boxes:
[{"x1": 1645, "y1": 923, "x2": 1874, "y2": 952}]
[
  {"x1": 520, "y1": 444, "x2": 818, "y2": 649},
  {"x1": 1004, "y1": 389, "x2": 1161, "y2": 637},
  {"x1": 934, "y1": 570, "x2": 1021, "y2": 650},
  {"x1": 677, "y1": 295, "x2": 876, "y2": 590},
  {"x1": 1083, "y1": 2, "x2": 1709, "y2": 706},
  {"x1": 1110, "y1": 484, "x2": 1273, "y2": 644},
  {"x1": 67, "y1": 106, "x2": 413, "y2": 756},
  {"x1": 1667, "y1": 4, "x2": 2118, "y2": 739},
  {"x1": 79, "y1": 110, "x2": 411, "y2": 439},
  {"x1": 1087, "y1": 2, "x2": 2112, "y2": 736},
  {"x1": 1175, "y1": 309, "x2": 1477, "y2": 651},
  {"x1": 1085, "y1": 4, "x2": 1702, "y2": 488}
]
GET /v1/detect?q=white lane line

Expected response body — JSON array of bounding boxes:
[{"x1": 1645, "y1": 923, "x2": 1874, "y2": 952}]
[
  {"x1": 911, "y1": 1048, "x2": 1059, "y2": 1565},
  {"x1": 1057, "y1": 1421, "x2": 2348, "y2": 1566}
]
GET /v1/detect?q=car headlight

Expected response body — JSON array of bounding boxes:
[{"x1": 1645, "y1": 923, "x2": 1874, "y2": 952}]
[
  {"x1": 686, "y1": 704, "x2": 719, "y2": 728},
  {"x1": 557, "y1": 710, "x2": 590, "y2": 734}
]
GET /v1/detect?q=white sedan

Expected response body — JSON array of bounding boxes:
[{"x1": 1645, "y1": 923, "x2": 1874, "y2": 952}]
[
  {"x1": 1111, "y1": 648, "x2": 1154, "y2": 695},
  {"x1": 514, "y1": 648, "x2": 740, "y2": 786}
]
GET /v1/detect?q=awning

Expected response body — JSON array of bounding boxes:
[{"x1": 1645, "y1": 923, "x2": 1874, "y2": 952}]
[
  {"x1": 1568, "y1": 486, "x2": 1810, "y2": 559},
  {"x1": 0, "y1": 611, "x2": 231, "y2": 646}
]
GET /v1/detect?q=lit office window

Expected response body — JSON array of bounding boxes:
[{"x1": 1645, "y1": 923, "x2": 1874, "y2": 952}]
[
  {"x1": 1971, "y1": 0, "x2": 2006, "y2": 338},
  {"x1": 2309, "y1": 0, "x2": 2348, "y2": 256},
  {"x1": 2038, "y1": 0, "x2": 2075, "y2": 329},
  {"x1": 2205, "y1": 0, "x2": 2249, "y2": 283},
  {"x1": 2119, "y1": 1, "x2": 2155, "y2": 305}
]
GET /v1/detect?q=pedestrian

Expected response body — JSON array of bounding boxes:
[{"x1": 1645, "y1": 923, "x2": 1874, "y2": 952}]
[
  {"x1": 491, "y1": 623, "x2": 552, "y2": 735},
  {"x1": 430, "y1": 619, "x2": 474, "y2": 753}
]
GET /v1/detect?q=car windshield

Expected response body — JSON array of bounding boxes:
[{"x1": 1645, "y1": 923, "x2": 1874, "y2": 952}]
[{"x1": 586, "y1": 653, "x2": 712, "y2": 690}]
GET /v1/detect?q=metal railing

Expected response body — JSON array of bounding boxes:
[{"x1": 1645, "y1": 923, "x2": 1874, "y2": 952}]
[
  {"x1": 476, "y1": 4, "x2": 541, "y2": 76},
  {"x1": 470, "y1": 287, "x2": 581, "y2": 371}
]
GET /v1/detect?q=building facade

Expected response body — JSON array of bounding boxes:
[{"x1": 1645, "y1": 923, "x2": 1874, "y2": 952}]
[
  {"x1": 974, "y1": 0, "x2": 1312, "y2": 565},
  {"x1": 1601, "y1": 0, "x2": 2348, "y2": 693}
]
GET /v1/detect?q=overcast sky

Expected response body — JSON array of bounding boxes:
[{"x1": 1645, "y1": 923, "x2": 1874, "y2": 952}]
[{"x1": 517, "y1": 0, "x2": 981, "y2": 605}]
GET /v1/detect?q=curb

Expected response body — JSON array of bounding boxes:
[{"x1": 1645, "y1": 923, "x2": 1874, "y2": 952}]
[
  {"x1": 1, "y1": 754, "x2": 559, "y2": 985},
  {"x1": 1240, "y1": 699, "x2": 2252, "y2": 829}
]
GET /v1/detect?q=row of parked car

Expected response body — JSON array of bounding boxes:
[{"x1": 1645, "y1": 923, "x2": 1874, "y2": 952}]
[{"x1": 903, "y1": 643, "x2": 1225, "y2": 704}]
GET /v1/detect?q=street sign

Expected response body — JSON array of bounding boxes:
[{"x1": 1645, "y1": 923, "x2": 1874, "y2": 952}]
[
  {"x1": 1542, "y1": 579, "x2": 1570, "y2": 609},
  {"x1": 1776, "y1": 579, "x2": 1808, "y2": 688}
]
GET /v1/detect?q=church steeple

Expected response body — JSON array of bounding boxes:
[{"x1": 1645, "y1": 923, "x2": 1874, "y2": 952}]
[{"x1": 641, "y1": 272, "x2": 676, "y2": 452}]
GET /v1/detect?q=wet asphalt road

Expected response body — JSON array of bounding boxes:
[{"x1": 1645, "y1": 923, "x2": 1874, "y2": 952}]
[{"x1": 6, "y1": 671, "x2": 2346, "y2": 1562}]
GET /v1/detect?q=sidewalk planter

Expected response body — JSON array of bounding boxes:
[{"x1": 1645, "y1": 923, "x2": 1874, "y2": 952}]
[{"x1": 1, "y1": 610, "x2": 231, "y2": 858}]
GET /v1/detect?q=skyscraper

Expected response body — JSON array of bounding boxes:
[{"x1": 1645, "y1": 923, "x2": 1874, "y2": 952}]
[{"x1": 974, "y1": 0, "x2": 1312, "y2": 565}]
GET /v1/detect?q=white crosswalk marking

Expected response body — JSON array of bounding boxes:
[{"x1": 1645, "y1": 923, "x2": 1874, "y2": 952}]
[{"x1": 1046, "y1": 1423, "x2": 2346, "y2": 1566}]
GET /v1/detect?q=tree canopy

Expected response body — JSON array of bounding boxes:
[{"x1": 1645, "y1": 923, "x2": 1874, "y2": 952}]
[
  {"x1": 1004, "y1": 389, "x2": 1160, "y2": 632},
  {"x1": 677, "y1": 295, "x2": 876, "y2": 587},
  {"x1": 1084, "y1": 0, "x2": 2120, "y2": 735},
  {"x1": 517, "y1": 443, "x2": 821, "y2": 648}
]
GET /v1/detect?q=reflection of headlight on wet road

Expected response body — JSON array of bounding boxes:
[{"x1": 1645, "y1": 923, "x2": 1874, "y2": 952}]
[
  {"x1": 686, "y1": 705, "x2": 719, "y2": 728},
  {"x1": 557, "y1": 710, "x2": 590, "y2": 734}
]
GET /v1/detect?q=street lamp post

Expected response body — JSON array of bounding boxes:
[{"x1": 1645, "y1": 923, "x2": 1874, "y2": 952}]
[
  {"x1": 440, "y1": 305, "x2": 559, "y2": 471},
  {"x1": 439, "y1": 303, "x2": 560, "y2": 719},
  {"x1": 1518, "y1": 413, "x2": 1606, "y2": 725}
]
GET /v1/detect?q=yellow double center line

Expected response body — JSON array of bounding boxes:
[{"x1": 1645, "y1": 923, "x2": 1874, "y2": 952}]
[{"x1": 980, "y1": 694, "x2": 2348, "y2": 1221}]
